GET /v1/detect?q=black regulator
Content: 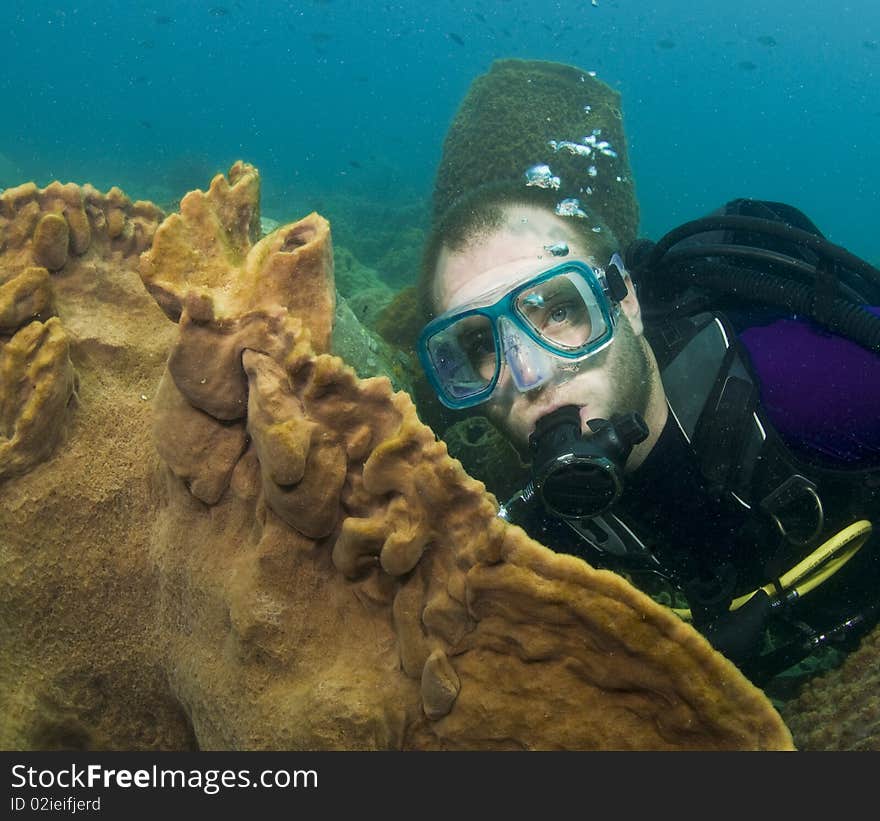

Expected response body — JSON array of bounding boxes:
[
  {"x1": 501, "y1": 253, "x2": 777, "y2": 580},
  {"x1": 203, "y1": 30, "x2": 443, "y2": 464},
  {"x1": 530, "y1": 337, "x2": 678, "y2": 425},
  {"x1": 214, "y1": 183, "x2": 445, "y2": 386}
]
[{"x1": 526, "y1": 405, "x2": 649, "y2": 519}]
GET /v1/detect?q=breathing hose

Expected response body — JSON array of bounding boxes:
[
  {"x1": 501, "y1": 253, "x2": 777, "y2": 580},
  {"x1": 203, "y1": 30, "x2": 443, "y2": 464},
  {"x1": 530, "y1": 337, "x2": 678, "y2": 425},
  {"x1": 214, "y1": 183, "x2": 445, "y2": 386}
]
[
  {"x1": 671, "y1": 519, "x2": 873, "y2": 621},
  {"x1": 629, "y1": 213, "x2": 880, "y2": 354},
  {"x1": 654, "y1": 259, "x2": 880, "y2": 354},
  {"x1": 644, "y1": 214, "x2": 880, "y2": 295}
]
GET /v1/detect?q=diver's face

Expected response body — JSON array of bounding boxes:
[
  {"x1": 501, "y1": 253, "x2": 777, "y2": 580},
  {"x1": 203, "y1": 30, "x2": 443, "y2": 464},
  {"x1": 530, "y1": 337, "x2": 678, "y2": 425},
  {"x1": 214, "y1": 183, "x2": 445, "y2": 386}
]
[{"x1": 433, "y1": 204, "x2": 660, "y2": 457}]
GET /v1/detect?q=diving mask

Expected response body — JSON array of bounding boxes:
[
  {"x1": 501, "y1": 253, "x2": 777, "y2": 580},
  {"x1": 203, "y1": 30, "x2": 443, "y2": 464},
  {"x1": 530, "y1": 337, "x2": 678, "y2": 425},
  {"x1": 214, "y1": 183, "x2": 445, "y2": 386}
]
[{"x1": 418, "y1": 254, "x2": 628, "y2": 410}]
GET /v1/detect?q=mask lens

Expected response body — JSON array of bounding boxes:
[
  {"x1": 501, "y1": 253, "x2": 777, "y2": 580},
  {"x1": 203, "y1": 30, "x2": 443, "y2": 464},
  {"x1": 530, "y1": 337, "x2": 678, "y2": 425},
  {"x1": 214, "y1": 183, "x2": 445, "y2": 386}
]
[
  {"x1": 425, "y1": 313, "x2": 498, "y2": 403},
  {"x1": 515, "y1": 270, "x2": 608, "y2": 351}
]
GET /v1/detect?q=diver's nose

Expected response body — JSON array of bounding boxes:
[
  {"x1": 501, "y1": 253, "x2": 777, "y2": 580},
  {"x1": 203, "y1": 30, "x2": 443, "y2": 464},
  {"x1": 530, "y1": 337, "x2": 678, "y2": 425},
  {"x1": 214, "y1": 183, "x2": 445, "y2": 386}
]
[{"x1": 497, "y1": 316, "x2": 554, "y2": 394}]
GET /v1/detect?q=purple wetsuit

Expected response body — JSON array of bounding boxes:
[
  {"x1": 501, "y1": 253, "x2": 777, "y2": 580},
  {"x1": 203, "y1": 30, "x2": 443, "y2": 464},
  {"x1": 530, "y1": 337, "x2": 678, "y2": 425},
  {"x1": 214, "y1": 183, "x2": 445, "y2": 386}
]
[{"x1": 739, "y1": 307, "x2": 880, "y2": 466}]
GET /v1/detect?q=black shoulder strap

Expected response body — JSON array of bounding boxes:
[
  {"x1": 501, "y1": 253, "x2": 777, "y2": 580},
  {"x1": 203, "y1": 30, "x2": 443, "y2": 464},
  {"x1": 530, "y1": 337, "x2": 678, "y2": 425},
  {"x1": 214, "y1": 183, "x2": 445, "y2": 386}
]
[
  {"x1": 653, "y1": 311, "x2": 762, "y2": 501},
  {"x1": 657, "y1": 310, "x2": 880, "y2": 538}
]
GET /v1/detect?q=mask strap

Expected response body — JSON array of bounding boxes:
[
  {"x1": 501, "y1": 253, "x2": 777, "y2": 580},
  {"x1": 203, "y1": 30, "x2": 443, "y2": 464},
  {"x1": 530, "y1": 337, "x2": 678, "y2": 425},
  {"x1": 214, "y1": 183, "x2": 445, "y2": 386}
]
[{"x1": 604, "y1": 252, "x2": 629, "y2": 302}]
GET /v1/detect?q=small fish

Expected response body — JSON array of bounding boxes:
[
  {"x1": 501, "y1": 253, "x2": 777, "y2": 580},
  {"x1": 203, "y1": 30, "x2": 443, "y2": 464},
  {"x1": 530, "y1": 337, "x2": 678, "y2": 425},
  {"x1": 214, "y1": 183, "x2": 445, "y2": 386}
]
[
  {"x1": 543, "y1": 242, "x2": 570, "y2": 257},
  {"x1": 524, "y1": 164, "x2": 560, "y2": 190},
  {"x1": 657, "y1": 38, "x2": 676, "y2": 49},
  {"x1": 209, "y1": 6, "x2": 230, "y2": 16},
  {"x1": 311, "y1": 32, "x2": 332, "y2": 43},
  {"x1": 864, "y1": 40, "x2": 879, "y2": 51},
  {"x1": 757, "y1": 35, "x2": 777, "y2": 47},
  {"x1": 448, "y1": 32, "x2": 465, "y2": 46},
  {"x1": 349, "y1": 160, "x2": 362, "y2": 169},
  {"x1": 587, "y1": 165, "x2": 598, "y2": 177},
  {"x1": 154, "y1": 14, "x2": 173, "y2": 25},
  {"x1": 139, "y1": 120, "x2": 153, "y2": 129},
  {"x1": 475, "y1": 13, "x2": 486, "y2": 23},
  {"x1": 738, "y1": 60, "x2": 758, "y2": 71}
]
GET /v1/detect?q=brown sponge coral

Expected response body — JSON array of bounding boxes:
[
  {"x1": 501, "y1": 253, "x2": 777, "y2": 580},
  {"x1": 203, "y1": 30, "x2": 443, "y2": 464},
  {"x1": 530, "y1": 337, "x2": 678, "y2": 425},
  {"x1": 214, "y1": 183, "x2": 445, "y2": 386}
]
[{"x1": 0, "y1": 163, "x2": 796, "y2": 751}]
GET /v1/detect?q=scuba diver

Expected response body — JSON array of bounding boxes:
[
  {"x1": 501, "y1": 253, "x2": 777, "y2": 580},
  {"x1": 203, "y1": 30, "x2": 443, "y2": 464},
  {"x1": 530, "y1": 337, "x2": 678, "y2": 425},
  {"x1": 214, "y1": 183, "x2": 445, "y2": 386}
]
[{"x1": 414, "y1": 58, "x2": 880, "y2": 688}]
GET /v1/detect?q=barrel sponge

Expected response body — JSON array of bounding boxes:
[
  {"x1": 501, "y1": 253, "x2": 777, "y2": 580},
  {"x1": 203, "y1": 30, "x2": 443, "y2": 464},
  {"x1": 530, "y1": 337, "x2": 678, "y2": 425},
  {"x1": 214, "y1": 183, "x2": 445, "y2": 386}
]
[{"x1": 432, "y1": 58, "x2": 639, "y2": 250}]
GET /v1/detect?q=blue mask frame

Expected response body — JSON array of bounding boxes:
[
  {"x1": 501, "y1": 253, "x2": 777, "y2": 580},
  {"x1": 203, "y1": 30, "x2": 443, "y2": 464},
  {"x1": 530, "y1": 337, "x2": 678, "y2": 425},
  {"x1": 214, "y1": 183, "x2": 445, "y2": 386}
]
[{"x1": 418, "y1": 257, "x2": 622, "y2": 410}]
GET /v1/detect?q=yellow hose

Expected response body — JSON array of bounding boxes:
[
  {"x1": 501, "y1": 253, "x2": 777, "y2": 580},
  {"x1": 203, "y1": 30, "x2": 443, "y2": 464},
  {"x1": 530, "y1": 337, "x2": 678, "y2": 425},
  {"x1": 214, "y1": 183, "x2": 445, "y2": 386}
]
[{"x1": 671, "y1": 519, "x2": 873, "y2": 622}]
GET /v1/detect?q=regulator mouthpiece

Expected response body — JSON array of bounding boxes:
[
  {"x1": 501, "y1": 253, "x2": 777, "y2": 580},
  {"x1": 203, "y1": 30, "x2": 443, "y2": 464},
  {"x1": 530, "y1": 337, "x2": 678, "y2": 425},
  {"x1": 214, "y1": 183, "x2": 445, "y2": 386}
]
[{"x1": 528, "y1": 405, "x2": 649, "y2": 518}]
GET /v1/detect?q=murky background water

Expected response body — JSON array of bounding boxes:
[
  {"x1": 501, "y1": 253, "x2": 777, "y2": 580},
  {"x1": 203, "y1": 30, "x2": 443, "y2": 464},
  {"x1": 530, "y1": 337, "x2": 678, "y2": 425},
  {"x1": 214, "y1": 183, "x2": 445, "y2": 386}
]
[{"x1": 3, "y1": 0, "x2": 877, "y2": 272}]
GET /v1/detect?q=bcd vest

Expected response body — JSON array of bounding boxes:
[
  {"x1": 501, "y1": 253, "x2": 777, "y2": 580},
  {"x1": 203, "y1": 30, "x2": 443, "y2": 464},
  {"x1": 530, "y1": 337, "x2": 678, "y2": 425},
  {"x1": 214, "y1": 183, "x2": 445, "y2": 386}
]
[{"x1": 502, "y1": 310, "x2": 880, "y2": 616}]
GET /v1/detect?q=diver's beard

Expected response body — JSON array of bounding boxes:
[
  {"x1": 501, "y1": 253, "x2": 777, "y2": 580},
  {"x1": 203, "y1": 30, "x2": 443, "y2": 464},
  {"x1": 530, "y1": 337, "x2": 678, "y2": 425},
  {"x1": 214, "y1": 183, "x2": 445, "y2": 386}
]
[{"x1": 604, "y1": 313, "x2": 654, "y2": 426}]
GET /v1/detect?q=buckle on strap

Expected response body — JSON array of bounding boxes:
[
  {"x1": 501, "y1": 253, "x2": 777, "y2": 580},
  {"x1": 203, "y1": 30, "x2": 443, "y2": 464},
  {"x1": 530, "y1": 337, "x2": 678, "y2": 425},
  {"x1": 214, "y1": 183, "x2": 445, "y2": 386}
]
[{"x1": 760, "y1": 474, "x2": 825, "y2": 547}]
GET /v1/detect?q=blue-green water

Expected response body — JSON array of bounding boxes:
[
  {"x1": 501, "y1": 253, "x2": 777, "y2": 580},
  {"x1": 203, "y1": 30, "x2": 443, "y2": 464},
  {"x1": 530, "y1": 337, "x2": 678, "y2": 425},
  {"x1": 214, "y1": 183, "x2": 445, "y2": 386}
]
[{"x1": 3, "y1": 0, "x2": 878, "y2": 267}]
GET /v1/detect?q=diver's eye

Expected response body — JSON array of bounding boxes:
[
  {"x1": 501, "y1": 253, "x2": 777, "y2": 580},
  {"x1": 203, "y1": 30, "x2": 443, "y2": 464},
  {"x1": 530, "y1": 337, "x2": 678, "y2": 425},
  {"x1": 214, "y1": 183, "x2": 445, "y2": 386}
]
[
  {"x1": 463, "y1": 329, "x2": 493, "y2": 358},
  {"x1": 549, "y1": 305, "x2": 569, "y2": 323}
]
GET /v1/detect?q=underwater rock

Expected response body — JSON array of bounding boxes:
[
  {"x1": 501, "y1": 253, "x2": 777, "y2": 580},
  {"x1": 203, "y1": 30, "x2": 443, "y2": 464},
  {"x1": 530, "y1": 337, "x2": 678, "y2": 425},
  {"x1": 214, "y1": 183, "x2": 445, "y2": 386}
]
[
  {"x1": 331, "y1": 294, "x2": 418, "y2": 397},
  {"x1": 344, "y1": 286, "x2": 395, "y2": 329},
  {"x1": 372, "y1": 285, "x2": 421, "y2": 352},
  {"x1": 333, "y1": 244, "x2": 396, "y2": 326},
  {"x1": 441, "y1": 415, "x2": 529, "y2": 502},
  {"x1": 432, "y1": 58, "x2": 640, "y2": 250},
  {"x1": 0, "y1": 163, "x2": 797, "y2": 751},
  {"x1": 780, "y1": 622, "x2": 880, "y2": 750},
  {"x1": 260, "y1": 216, "x2": 280, "y2": 236},
  {"x1": 374, "y1": 226, "x2": 426, "y2": 291},
  {"x1": 318, "y1": 195, "x2": 429, "y2": 293}
]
